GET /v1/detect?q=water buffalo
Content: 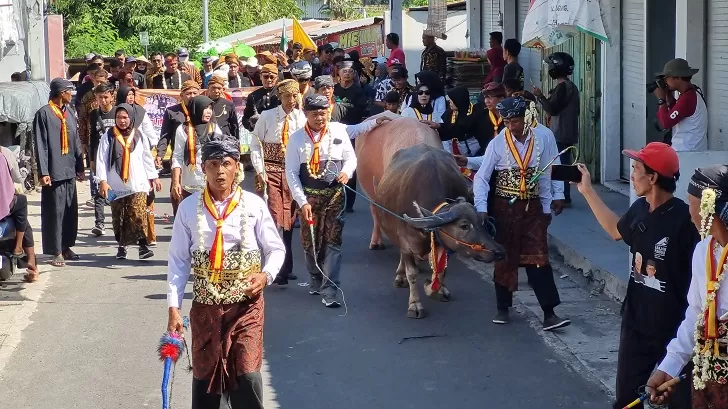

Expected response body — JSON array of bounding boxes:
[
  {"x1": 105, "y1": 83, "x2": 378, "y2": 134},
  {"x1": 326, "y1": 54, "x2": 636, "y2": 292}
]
[
  {"x1": 355, "y1": 115, "x2": 442, "y2": 249},
  {"x1": 372, "y1": 144, "x2": 505, "y2": 318}
]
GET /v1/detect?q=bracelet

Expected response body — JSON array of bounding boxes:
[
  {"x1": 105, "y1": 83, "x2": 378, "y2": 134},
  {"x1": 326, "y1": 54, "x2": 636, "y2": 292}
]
[{"x1": 657, "y1": 99, "x2": 666, "y2": 105}]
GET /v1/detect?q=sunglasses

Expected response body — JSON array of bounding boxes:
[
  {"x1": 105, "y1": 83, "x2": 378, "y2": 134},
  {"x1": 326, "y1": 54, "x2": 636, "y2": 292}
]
[
  {"x1": 417, "y1": 90, "x2": 431, "y2": 96},
  {"x1": 323, "y1": 50, "x2": 332, "y2": 54},
  {"x1": 262, "y1": 74, "x2": 277, "y2": 79}
]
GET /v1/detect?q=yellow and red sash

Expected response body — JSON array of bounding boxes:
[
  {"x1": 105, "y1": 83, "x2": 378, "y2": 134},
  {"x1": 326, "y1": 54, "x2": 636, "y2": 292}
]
[
  {"x1": 203, "y1": 186, "x2": 243, "y2": 271},
  {"x1": 429, "y1": 202, "x2": 449, "y2": 291},
  {"x1": 281, "y1": 114, "x2": 290, "y2": 149},
  {"x1": 48, "y1": 100, "x2": 69, "y2": 155},
  {"x1": 450, "y1": 138, "x2": 474, "y2": 180},
  {"x1": 489, "y1": 110, "x2": 503, "y2": 138},
  {"x1": 705, "y1": 238, "x2": 728, "y2": 342},
  {"x1": 449, "y1": 102, "x2": 474, "y2": 124},
  {"x1": 414, "y1": 109, "x2": 432, "y2": 121},
  {"x1": 305, "y1": 123, "x2": 327, "y2": 174},
  {"x1": 504, "y1": 128, "x2": 535, "y2": 199},
  {"x1": 112, "y1": 127, "x2": 136, "y2": 182}
]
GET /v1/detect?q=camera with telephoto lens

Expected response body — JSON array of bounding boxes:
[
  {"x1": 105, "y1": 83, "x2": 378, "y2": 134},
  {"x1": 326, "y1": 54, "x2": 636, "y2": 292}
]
[{"x1": 646, "y1": 75, "x2": 667, "y2": 94}]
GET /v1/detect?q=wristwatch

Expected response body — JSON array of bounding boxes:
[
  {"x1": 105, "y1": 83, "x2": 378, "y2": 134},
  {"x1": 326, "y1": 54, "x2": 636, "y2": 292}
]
[
  {"x1": 657, "y1": 99, "x2": 666, "y2": 106},
  {"x1": 265, "y1": 271, "x2": 274, "y2": 286}
]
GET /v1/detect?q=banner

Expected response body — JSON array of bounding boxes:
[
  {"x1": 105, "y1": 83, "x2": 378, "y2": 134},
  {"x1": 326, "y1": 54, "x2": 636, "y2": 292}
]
[
  {"x1": 316, "y1": 22, "x2": 384, "y2": 57},
  {"x1": 134, "y1": 87, "x2": 259, "y2": 155},
  {"x1": 521, "y1": 0, "x2": 609, "y2": 49}
]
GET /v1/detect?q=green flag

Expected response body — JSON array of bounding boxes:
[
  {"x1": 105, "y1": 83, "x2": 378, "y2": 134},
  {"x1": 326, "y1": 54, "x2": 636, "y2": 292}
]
[{"x1": 280, "y1": 19, "x2": 287, "y2": 51}]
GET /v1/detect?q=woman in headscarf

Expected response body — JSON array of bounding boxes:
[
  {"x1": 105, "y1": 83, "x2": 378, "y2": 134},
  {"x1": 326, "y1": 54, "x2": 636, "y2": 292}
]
[
  {"x1": 171, "y1": 95, "x2": 223, "y2": 203},
  {"x1": 96, "y1": 104, "x2": 161, "y2": 260},
  {"x1": 401, "y1": 83, "x2": 441, "y2": 124},
  {"x1": 402, "y1": 70, "x2": 446, "y2": 122},
  {"x1": 484, "y1": 47, "x2": 506, "y2": 84},
  {"x1": 428, "y1": 86, "x2": 489, "y2": 157},
  {"x1": 115, "y1": 85, "x2": 160, "y2": 246}
]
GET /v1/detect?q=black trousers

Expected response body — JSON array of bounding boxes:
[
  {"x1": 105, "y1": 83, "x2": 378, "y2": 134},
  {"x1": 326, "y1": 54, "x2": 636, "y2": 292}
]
[
  {"x1": 8, "y1": 194, "x2": 28, "y2": 236},
  {"x1": 556, "y1": 142, "x2": 573, "y2": 201},
  {"x1": 613, "y1": 324, "x2": 692, "y2": 409},
  {"x1": 494, "y1": 264, "x2": 561, "y2": 314},
  {"x1": 280, "y1": 228, "x2": 294, "y2": 278},
  {"x1": 192, "y1": 373, "x2": 264, "y2": 409},
  {"x1": 40, "y1": 178, "x2": 78, "y2": 255}
]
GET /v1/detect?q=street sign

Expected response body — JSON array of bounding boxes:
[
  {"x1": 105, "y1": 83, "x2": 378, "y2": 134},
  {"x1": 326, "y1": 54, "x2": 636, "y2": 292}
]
[{"x1": 139, "y1": 31, "x2": 149, "y2": 46}]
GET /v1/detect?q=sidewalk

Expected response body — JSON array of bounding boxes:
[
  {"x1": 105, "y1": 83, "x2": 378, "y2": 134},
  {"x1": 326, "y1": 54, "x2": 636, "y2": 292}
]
[{"x1": 548, "y1": 184, "x2": 631, "y2": 301}]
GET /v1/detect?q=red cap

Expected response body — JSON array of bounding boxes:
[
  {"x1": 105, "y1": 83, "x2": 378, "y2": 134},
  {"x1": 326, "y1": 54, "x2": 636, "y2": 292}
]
[{"x1": 622, "y1": 142, "x2": 679, "y2": 177}]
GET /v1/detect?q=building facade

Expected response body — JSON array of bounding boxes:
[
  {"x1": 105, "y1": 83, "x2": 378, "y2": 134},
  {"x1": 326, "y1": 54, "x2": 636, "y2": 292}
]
[{"x1": 467, "y1": 0, "x2": 728, "y2": 198}]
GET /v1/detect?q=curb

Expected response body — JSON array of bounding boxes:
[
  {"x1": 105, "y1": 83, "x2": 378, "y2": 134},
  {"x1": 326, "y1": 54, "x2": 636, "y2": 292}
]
[{"x1": 547, "y1": 233, "x2": 628, "y2": 303}]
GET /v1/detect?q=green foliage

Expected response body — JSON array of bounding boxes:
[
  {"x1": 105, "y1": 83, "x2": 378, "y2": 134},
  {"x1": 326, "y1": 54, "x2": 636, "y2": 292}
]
[
  {"x1": 320, "y1": 0, "x2": 365, "y2": 20},
  {"x1": 52, "y1": 0, "x2": 303, "y2": 58}
]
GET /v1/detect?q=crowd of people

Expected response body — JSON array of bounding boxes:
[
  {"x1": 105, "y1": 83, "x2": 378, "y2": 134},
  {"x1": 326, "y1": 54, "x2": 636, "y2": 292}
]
[{"x1": 2, "y1": 25, "x2": 728, "y2": 409}]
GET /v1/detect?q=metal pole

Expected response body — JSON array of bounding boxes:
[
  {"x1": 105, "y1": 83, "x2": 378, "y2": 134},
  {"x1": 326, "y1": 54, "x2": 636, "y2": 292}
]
[{"x1": 202, "y1": 0, "x2": 209, "y2": 43}]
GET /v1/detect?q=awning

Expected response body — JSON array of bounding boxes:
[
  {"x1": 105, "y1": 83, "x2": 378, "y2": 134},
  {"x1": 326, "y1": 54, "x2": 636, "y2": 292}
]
[{"x1": 521, "y1": 0, "x2": 609, "y2": 49}]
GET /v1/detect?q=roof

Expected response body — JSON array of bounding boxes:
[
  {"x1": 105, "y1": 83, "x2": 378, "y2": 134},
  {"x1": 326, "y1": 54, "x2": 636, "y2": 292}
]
[
  {"x1": 216, "y1": 17, "x2": 384, "y2": 47},
  {"x1": 407, "y1": 0, "x2": 466, "y2": 11}
]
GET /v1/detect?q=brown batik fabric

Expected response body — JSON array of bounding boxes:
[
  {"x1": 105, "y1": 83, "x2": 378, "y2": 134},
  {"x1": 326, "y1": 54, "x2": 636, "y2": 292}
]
[
  {"x1": 491, "y1": 196, "x2": 550, "y2": 291},
  {"x1": 299, "y1": 186, "x2": 344, "y2": 262},
  {"x1": 259, "y1": 142, "x2": 296, "y2": 230},
  {"x1": 146, "y1": 192, "x2": 156, "y2": 243},
  {"x1": 693, "y1": 382, "x2": 728, "y2": 409},
  {"x1": 190, "y1": 295, "x2": 264, "y2": 394},
  {"x1": 110, "y1": 192, "x2": 149, "y2": 246}
]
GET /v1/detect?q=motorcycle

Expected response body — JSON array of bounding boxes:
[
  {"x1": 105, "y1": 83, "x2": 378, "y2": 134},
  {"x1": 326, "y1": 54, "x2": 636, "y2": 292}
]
[
  {"x1": 0, "y1": 217, "x2": 18, "y2": 281},
  {"x1": 5, "y1": 144, "x2": 35, "y2": 192}
]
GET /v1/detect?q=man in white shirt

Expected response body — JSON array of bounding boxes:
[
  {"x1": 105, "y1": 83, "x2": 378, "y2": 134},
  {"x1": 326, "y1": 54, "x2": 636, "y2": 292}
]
[
  {"x1": 284, "y1": 95, "x2": 385, "y2": 307},
  {"x1": 472, "y1": 96, "x2": 569, "y2": 330},
  {"x1": 648, "y1": 165, "x2": 728, "y2": 408},
  {"x1": 167, "y1": 138, "x2": 285, "y2": 409},
  {"x1": 251, "y1": 79, "x2": 306, "y2": 285}
]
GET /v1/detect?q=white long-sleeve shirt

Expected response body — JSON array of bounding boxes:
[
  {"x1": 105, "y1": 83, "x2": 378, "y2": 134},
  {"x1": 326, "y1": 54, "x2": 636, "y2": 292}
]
[
  {"x1": 400, "y1": 107, "x2": 444, "y2": 123},
  {"x1": 657, "y1": 237, "x2": 727, "y2": 377},
  {"x1": 401, "y1": 95, "x2": 446, "y2": 123},
  {"x1": 96, "y1": 128, "x2": 158, "y2": 193},
  {"x1": 139, "y1": 113, "x2": 159, "y2": 149},
  {"x1": 250, "y1": 105, "x2": 306, "y2": 174},
  {"x1": 285, "y1": 120, "x2": 376, "y2": 207},
  {"x1": 171, "y1": 123, "x2": 223, "y2": 191},
  {"x1": 473, "y1": 124, "x2": 563, "y2": 214},
  {"x1": 167, "y1": 189, "x2": 286, "y2": 308}
]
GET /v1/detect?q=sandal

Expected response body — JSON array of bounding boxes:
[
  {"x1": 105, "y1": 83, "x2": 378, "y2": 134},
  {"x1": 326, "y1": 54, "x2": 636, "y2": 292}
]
[
  {"x1": 51, "y1": 255, "x2": 65, "y2": 267},
  {"x1": 11, "y1": 250, "x2": 26, "y2": 259},
  {"x1": 63, "y1": 249, "x2": 80, "y2": 260},
  {"x1": 23, "y1": 268, "x2": 39, "y2": 283},
  {"x1": 369, "y1": 243, "x2": 386, "y2": 250}
]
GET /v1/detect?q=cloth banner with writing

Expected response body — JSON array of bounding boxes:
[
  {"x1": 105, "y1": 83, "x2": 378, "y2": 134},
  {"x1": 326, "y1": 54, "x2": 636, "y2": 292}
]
[{"x1": 521, "y1": 0, "x2": 609, "y2": 49}]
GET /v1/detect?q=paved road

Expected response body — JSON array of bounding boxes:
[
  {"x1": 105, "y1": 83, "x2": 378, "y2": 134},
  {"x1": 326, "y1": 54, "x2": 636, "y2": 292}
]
[{"x1": 0, "y1": 174, "x2": 616, "y2": 408}]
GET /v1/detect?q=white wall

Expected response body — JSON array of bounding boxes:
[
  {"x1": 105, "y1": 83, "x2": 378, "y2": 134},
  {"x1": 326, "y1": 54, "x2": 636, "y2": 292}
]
[
  {"x1": 0, "y1": 42, "x2": 26, "y2": 80},
  {"x1": 600, "y1": 0, "x2": 622, "y2": 183},
  {"x1": 402, "y1": 9, "x2": 468, "y2": 74}
]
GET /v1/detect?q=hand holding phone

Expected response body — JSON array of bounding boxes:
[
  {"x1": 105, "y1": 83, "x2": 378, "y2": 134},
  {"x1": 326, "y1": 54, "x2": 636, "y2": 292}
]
[{"x1": 551, "y1": 164, "x2": 582, "y2": 183}]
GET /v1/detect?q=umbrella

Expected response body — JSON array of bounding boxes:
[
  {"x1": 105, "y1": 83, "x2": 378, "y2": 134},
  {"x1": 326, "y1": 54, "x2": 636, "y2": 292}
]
[
  {"x1": 197, "y1": 41, "x2": 231, "y2": 54},
  {"x1": 221, "y1": 43, "x2": 256, "y2": 58},
  {"x1": 521, "y1": 0, "x2": 609, "y2": 49}
]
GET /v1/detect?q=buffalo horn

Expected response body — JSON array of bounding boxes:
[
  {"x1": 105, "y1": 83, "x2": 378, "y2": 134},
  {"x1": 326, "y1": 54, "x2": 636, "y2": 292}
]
[{"x1": 403, "y1": 201, "x2": 459, "y2": 230}]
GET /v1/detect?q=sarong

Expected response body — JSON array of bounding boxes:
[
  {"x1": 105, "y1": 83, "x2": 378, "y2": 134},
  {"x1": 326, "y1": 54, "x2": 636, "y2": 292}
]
[
  {"x1": 260, "y1": 142, "x2": 296, "y2": 230},
  {"x1": 146, "y1": 190, "x2": 156, "y2": 243},
  {"x1": 40, "y1": 178, "x2": 78, "y2": 255},
  {"x1": 110, "y1": 192, "x2": 149, "y2": 246},
  {"x1": 190, "y1": 295, "x2": 264, "y2": 394},
  {"x1": 692, "y1": 320, "x2": 728, "y2": 409},
  {"x1": 300, "y1": 186, "x2": 344, "y2": 262},
  {"x1": 491, "y1": 196, "x2": 549, "y2": 291}
]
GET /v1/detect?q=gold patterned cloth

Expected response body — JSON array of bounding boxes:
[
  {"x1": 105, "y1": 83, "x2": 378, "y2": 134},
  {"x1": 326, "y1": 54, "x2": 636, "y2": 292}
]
[
  {"x1": 261, "y1": 141, "x2": 285, "y2": 172},
  {"x1": 495, "y1": 167, "x2": 539, "y2": 199},
  {"x1": 191, "y1": 248, "x2": 262, "y2": 305}
]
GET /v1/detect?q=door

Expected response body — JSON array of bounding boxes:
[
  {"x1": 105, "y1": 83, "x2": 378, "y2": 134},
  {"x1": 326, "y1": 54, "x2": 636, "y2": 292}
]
[
  {"x1": 620, "y1": 0, "x2": 646, "y2": 179},
  {"x1": 706, "y1": 0, "x2": 728, "y2": 151},
  {"x1": 517, "y1": 0, "x2": 543, "y2": 88},
  {"x1": 540, "y1": 33, "x2": 601, "y2": 180}
]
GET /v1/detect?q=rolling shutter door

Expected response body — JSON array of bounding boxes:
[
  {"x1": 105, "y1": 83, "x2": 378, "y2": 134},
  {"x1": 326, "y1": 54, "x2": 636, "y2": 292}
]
[
  {"x1": 707, "y1": 0, "x2": 728, "y2": 150},
  {"x1": 620, "y1": 0, "x2": 646, "y2": 179},
  {"x1": 517, "y1": 0, "x2": 543, "y2": 87}
]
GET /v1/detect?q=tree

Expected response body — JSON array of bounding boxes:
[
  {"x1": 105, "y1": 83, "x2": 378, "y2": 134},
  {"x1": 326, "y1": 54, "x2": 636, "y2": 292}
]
[{"x1": 51, "y1": 0, "x2": 303, "y2": 58}]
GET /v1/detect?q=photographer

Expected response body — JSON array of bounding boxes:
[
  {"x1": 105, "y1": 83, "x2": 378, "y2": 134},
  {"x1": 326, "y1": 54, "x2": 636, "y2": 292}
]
[{"x1": 652, "y1": 58, "x2": 707, "y2": 152}]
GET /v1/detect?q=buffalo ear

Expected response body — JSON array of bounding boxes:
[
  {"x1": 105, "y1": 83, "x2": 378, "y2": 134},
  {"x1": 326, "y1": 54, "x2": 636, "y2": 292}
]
[{"x1": 412, "y1": 201, "x2": 434, "y2": 218}]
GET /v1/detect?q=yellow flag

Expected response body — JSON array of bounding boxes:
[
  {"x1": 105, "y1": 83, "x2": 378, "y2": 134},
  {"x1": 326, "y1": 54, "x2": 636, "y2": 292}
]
[{"x1": 292, "y1": 18, "x2": 317, "y2": 50}]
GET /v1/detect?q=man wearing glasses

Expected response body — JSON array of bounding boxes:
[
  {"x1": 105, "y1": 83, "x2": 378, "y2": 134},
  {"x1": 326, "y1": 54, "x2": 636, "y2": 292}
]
[{"x1": 242, "y1": 63, "x2": 280, "y2": 131}]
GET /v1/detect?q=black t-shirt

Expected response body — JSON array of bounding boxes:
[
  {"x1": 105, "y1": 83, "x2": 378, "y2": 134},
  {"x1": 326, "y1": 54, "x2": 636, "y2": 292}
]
[
  {"x1": 616, "y1": 197, "x2": 700, "y2": 343},
  {"x1": 502, "y1": 62, "x2": 524, "y2": 91},
  {"x1": 334, "y1": 83, "x2": 368, "y2": 125},
  {"x1": 88, "y1": 108, "x2": 116, "y2": 162}
]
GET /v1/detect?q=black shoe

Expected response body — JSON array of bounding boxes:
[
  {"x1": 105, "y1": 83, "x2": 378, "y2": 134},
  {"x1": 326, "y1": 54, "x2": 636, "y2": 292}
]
[
  {"x1": 345, "y1": 208, "x2": 354, "y2": 213},
  {"x1": 115, "y1": 247, "x2": 127, "y2": 260},
  {"x1": 322, "y1": 296, "x2": 341, "y2": 308},
  {"x1": 543, "y1": 314, "x2": 571, "y2": 331},
  {"x1": 91, "y1": 226, "x2": 105, "y2": 237},
  {"x1": 138, "y1": 245, "x2": 154, "y2": 260},
  {"x1": 492, "y1": 309, "x2": 509, "y2": 324},
  {"x1": 273, "y1": 275, "x2": 288, "y2": 285},
  {"x1": 288, "y1": 274, "x2": 298, "y2": 280}
]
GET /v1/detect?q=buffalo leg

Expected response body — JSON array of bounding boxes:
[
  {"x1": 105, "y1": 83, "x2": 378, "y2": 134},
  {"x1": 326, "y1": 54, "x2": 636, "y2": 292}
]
[
  {"x1": 405, "y1": 254, "x2": 426, "y2": 319},
  {"x1": 394, "y1": 253, "x2": 408, "y2": 288},
  {"x1": 369, "y1": 204, "x2": 383, "y2": 247},
  {"x1": 425, "y1": 267, "x2": 452, "y2": 302}
]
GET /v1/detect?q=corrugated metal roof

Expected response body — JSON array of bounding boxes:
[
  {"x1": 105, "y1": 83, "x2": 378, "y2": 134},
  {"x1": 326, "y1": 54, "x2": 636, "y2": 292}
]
[
  {"x1": 216, "y1": 17, "x2": 383, "y2": 47},
  {"x1": 408, "y1": 0, "x2": 466, "y2": 11}
]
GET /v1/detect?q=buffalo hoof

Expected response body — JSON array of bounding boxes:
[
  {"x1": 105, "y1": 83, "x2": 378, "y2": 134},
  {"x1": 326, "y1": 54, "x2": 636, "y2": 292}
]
[
  {"x1": 424, "y1": 280, "x2": 452, "y2": 302},
  {"x1": 407, "y1": 302, "x2": 427, "y2": 319},
  {"x1": 393, "y1": 275, "x2": 408, "y2": 288}
]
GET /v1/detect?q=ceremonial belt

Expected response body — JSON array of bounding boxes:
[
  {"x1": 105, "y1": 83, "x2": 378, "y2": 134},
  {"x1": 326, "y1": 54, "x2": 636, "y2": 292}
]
[
  {"x1": 494, "y1": 168, "x2": 539, "y2": 200},
  {"x1": 261, "y1": 141, "x2": 286, "y2": 170},
  {"x1": 191, "y1": 248, "x2": 262, "y2": 305}
]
